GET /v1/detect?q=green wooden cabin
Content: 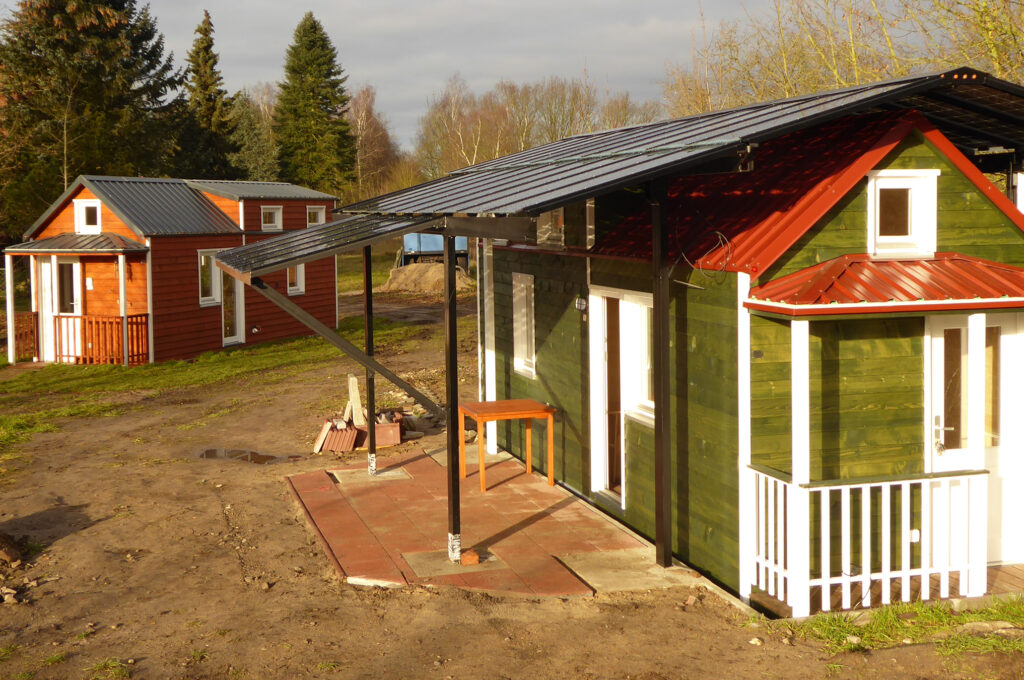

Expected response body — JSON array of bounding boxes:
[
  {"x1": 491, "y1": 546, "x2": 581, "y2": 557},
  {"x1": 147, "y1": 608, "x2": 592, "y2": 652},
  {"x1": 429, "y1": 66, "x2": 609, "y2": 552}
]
[
  {"x1": 478, "y1": 109, "x2": 1024, "y2": 616},
  {"x1": 215, "y1": 68, "x2": 1024, "y2": 617}
]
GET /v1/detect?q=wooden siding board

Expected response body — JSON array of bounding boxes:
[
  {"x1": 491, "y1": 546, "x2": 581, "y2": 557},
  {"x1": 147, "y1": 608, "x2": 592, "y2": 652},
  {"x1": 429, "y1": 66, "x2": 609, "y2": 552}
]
[{"x1": 32, "y1": 187, "x2": 144, "y2": 243}]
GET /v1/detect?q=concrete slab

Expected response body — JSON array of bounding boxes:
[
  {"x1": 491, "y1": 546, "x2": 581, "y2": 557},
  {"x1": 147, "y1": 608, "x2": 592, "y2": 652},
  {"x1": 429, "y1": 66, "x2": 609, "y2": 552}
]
[
  {"x1": 557, "y1": 546, "x2": 705, "y2": 592},
  {"x1": 427, "y1": 444, "x2": 512, "y2": 467},
  {"x1": 329, "y1": 467, "x2": 411, "y2": 484},
  {"x1": 403, "y1": 548, "x2": 507, "y2": 578}
]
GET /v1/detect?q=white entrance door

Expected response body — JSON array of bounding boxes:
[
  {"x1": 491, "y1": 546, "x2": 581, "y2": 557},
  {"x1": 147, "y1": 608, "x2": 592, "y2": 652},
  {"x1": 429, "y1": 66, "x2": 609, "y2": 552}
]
[
  {"x1": 221, "y1": 270, "x2": 244, "y2": 345},
  {"x1": 38, "y1": 258, "x2": 82, "y2": 361},
  {"x1": 927, "y1": 313, "x2": 1024, "y2": 563}
]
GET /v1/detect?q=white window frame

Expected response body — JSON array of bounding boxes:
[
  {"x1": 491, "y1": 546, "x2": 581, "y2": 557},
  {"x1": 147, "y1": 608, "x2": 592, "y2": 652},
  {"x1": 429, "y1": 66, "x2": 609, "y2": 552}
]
[
  {"x1": 306, "y1": 205, "x2": 326, "y2": 227},
  {"x1": 261, "y1": 205, "x2": 283, "y2": 232},
  {"x1": 73, "y1": 199, "x2": 102, "y2": 235},
  {"x1": 512, "y1": 272, "x2": 536, "y2": 378},
  {"x1": 287, "y1": 263, "x2": 305, "y2": 295},
  {"x1": 197, "y1": 249, "x2": 222, "y2": 306},
  {"x1": 619, "y1": 298, "x2": 655, "y2": 424},
  {"x1": 867, "y1": 169, "x2": 940, "y2": 258}
]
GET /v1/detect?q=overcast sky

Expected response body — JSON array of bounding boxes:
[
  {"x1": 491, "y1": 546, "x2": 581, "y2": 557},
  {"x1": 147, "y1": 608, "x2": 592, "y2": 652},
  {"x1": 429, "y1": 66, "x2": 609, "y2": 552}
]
[{"x1": 0, "y1": 0, "x2": 764, "y2": 150}]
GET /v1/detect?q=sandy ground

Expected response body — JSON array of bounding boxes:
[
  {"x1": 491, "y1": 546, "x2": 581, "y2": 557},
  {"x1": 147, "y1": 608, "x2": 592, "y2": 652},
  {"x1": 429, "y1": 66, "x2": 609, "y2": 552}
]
[{"x1": 1, "y1": 300, "x2": 1022, "y2": 679}]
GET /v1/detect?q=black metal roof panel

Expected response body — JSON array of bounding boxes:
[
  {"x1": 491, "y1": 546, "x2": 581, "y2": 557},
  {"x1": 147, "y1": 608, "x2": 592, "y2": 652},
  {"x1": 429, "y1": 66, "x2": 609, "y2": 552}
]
[
  {"x1": 185, "y1": 180, "x2": 337, "y2": 201},
  {"x1": 344, "y1": 68, "x2": 1024, "y2": 217},
  {"x1": 82, "y1": 176, "x2": 241, "y2": 236},
  {"x1": 5, "y1": 232, "x2": 149, "y2": 254},
  {"x1": 216, "y1": 214, "x2": 436, "y2": 280}
]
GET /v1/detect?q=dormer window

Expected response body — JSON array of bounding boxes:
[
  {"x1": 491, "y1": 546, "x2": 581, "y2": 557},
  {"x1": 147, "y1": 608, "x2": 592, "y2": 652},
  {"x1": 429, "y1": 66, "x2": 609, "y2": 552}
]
[
  {"x1": 867, "y1": 169, "x2": 940, "y2": 257},
  {"x1": 261, "y1": 206, "x2": 283, "y2": 232},
  {"x1": 73, "y1": 199, "x2": 102, "y2": 235}
]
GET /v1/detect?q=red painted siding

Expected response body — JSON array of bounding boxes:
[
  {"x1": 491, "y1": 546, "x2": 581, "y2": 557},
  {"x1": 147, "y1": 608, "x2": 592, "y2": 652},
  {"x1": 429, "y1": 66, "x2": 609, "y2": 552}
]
[
  {"x1": 241, "y1": 199, "x2": 335, "y2": 233},
  {"x1": 149, "y1": 234, "x2": 336, "y2": 362},
  {"x1": 34, "y1": 187, "x2": 144, "y2": 243}
]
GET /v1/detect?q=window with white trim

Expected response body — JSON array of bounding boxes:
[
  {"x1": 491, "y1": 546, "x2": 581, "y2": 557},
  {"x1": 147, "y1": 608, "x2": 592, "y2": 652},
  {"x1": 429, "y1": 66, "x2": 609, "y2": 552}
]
[
  {"x1": 287, "y1": 264, "x2": 305, "y2": 295},
  {"x1": 867, "y1": 169, "x2": 940, "y2": 257},
  {"x1": 512, "y1": 272, "x2": 535, "y2": 377},
  {"x1": 73, "y1": 199, "x2": 102, "y2": 235},
  {"x1": 261, "y1": 205, "x2": 283, "y2": 232},
  {"x1": 618, "y1": 295, "x2": 655, "y2": 423},
  {"x1": 197, "y1": 250, "x2": 222, "y2": 306},
  {"x1": 306, "y1": 206, "x2": 326, "y2": 227}
]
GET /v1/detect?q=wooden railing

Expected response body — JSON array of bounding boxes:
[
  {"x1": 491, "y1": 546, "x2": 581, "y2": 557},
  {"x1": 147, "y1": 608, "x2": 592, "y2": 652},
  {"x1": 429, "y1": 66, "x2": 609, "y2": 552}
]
[
  {"x1": 54, "y1": 314, "x2": 149, "y2": 366},
  {"x1": 13, "y1": 311, "x2": 38, "y2": 361},
  {"x1": 747, "y1": 466, "x2": 988, "y2": 617}
]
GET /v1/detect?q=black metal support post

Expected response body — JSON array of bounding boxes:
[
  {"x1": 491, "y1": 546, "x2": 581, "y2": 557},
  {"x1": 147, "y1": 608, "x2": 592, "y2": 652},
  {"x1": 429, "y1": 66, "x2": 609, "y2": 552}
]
[
  {"x1": 363, "y1": 246, "x2": 377, "y2": 475},
  {"x1": 444, "y1": 235, "x2": 462, "y2": 562},
  {"x1": 649, "y1": 180, "x2": 674, "y2": 568}
]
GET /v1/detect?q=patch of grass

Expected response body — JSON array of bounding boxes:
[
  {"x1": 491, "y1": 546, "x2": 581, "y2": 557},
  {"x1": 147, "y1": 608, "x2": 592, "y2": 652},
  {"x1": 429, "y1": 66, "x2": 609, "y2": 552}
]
[
  {"x1": 189, "y1": 648, "x2": 208, "y2": 663},
  {"x1": 336, "y1": 251, "x2": 395, "y2": 293},
  {"x1": 785, "y1": 596, "x2": 1024, "y2": 656},
  {"x1": 42, "y1": 652, "x2": 67, "y2": 665},
  {"x1": 14, "y1": 670, "x2": 35, "y2": 679},
  {"x1": 77, "y1": 629, "x2": 96, "y2": 640},
  {"x1": 85, "y1": 658, "x2": 129, "y2": 679},
  {"x1": 0, "y1": 644, "x2": 18, "y2": 662},
  {"x1": 316, "y1": 661, "x2": 342, "y2": 672}
]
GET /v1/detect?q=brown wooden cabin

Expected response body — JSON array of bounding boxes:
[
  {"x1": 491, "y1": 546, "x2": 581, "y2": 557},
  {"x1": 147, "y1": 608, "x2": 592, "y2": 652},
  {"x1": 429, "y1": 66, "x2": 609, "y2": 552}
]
[{"x1": 3, "y1": 176, "x2": 337, "y2": 365}]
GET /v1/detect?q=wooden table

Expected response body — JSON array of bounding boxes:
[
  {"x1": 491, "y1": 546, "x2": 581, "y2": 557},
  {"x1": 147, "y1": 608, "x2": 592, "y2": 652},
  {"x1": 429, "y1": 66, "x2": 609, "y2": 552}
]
[{"x1": 458, "y1": 399, "x2": 557, "y2": 491}]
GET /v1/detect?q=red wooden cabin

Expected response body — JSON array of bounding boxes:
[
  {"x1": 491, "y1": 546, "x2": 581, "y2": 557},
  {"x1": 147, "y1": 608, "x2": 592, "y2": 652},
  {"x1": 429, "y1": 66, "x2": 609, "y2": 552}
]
[{"x1": 3, "y1": 176, "x2": 338, "y2": 365}]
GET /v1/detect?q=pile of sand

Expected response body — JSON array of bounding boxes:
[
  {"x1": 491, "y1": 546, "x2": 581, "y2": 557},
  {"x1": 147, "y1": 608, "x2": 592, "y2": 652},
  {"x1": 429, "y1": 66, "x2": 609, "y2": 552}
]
[{"x1": 379, "y1": 263, "x2": 474, "y2": 293}]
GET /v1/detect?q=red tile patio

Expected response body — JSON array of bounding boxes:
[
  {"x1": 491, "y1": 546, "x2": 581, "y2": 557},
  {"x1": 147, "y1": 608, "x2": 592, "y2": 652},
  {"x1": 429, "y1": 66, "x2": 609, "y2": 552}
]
[{"x1": 287, "y1": 448, "x2": 650, "y2": 597}]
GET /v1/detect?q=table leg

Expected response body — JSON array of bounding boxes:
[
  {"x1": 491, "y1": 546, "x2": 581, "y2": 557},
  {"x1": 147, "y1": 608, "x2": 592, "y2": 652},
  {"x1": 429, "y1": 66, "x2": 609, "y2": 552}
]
[
  {"x1": 479, "y1": 418, "x2": 487, "y2": 492},
  {"x1": 546, "y1": 413, "x2": 554, "y2": 486},
  {"x1": 458, "y1": 409, "x2": 466, "y2": 479},
  {"x1": 525, "y1": 418, "x2": 533, "y2": 476}
]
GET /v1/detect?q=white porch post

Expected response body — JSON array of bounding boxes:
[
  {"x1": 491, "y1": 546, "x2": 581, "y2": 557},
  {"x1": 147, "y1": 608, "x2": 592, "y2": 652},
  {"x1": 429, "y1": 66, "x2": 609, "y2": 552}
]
[
  {"x1": 483, "y1": 239, "x2": 497, "y2": 452},
  {"x1": 966, "y1": 312, "x2": 988, "y2": 596},
  {"x1": 118, "y1": 254, "x2": 128, "y2": 366},
  {"x1": 4, "y1": 254, "x2": 15, "y2": 365},
  {"x1": 789, "y1": 318, "x2": 812, "y2": 617},
  {"x1": 737, "y1": 273, "x2": 754, "y2": 599}
]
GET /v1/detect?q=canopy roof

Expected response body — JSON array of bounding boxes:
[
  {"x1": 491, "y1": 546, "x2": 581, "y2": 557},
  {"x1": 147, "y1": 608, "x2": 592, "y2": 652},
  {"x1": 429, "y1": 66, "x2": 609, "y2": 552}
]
[
  {"x1": 216, "y1": 214, "x2": 436, "y2": 282},
  {"x1": 344, "y1": 68, "x2": 1024, "y2": 219},
  {"x1": 185, "y1": 180, "x2": 337, "y2": 202},
  {"x1": 5, "y1": 232, "x2": 149, "y2": 255},
  {"x1": 218, "y1": 68, "x2": 1024, "y2": 279},
  {"x1": 746, "y1": 253, "x2": 1024, "y2": 316}
]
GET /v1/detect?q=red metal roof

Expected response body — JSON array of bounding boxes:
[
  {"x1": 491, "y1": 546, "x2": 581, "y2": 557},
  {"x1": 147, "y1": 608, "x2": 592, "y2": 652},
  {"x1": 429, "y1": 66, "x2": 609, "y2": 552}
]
[
  {"x1": 590, "y1": 111, "x2": 1024, "y2": 278},
  {"x1": 745, "y1": 253, "x2": 1024, "y2": 316}
]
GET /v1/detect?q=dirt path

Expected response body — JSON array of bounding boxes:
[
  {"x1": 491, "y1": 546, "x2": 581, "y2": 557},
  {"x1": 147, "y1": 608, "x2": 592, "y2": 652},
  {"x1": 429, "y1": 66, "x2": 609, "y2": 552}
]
[{"x1": 0, "y1": 331, "x2": 1021, "y2": 678}]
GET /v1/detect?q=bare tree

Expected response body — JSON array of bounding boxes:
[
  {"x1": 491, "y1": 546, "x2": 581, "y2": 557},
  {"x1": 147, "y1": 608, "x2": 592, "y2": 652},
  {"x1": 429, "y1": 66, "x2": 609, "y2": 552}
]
[{"x1": 345, "y1": 85, "x2": 401, "y2": 202}]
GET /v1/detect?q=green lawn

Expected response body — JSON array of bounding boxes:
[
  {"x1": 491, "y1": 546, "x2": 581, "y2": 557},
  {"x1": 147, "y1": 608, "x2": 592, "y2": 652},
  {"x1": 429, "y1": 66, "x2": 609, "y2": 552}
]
[
  {"x1": 0, "y1": 316, "x2": 431, "y2": 479},
  {"x1": 336, "y1": 249, "x2": 398, "y2": 294}
]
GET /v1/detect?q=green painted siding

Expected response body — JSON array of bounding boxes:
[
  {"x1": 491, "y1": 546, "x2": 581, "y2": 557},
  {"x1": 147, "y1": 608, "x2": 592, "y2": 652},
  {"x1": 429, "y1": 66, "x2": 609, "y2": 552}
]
[
  {"x1": 491, "y1": 250, "x2": 590, "y2": 492},
  {"x1": 675, "y1": 271, "x2": 740, "y2": 589},
  {"x1": 751, "y1": 317, "x2": 924, "y2": 480}
]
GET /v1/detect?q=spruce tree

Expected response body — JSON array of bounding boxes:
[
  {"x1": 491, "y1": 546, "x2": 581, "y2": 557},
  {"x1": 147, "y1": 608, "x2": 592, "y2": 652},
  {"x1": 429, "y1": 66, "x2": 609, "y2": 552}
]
[
  {"x1": 274, "y1": 12, "x2": 355, "y2": 195},
  {"x1": 0, "y1": 0, "x2": 182, "y2": 239},
  {"x1": 229, "y1": 92, "x2": 280, "y2": 182},
  {"x1": 179, "y1": 10, "x2": 236, "y2": 178}
]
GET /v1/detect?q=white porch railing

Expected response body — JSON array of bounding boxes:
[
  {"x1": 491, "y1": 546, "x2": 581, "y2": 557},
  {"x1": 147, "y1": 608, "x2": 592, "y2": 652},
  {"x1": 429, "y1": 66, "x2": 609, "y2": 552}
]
[{"x1": 747, "y1": 465, "x2": 989, "y2": 617}]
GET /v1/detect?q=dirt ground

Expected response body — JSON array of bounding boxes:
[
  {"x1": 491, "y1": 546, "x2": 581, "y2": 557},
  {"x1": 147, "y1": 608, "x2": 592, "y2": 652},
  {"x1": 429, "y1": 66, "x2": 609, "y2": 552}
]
[{"x1": 1, "y1": 298, "x2": 1022, "y2": 679}]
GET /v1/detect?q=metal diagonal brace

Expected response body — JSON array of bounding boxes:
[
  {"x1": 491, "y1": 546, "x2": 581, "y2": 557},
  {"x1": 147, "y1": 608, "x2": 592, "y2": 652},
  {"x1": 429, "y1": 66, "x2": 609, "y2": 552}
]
[{"x1": 247, "y1": 276, "x2": 443, "y2": 417}]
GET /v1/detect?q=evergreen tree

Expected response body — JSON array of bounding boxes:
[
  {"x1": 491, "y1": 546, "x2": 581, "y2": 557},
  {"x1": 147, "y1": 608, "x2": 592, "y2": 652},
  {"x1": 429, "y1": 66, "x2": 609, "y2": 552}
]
[
  {"x1": 0, "y1": 0, "x2": 182, "y2": 239},
  {"x1": 229, "y1": 91, "x2": 280, "y2": 182},
  {"x1": 178, "y1": 9, "x2": 236, "y2": 178},
  {"x1": 274, "y1": 12, "x2": 355, "y2": 194}
]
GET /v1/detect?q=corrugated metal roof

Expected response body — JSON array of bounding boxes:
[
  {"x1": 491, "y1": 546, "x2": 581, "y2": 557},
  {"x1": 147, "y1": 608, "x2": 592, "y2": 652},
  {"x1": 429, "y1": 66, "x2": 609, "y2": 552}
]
[
  {"x1": 216, "y1": 214, "x2": 437, "y2": 281},
  {"x1": 4, "y1": 232, "x2": 149, "y2": 254},
  {"x1": 185, "y1": 180, "x2": 337, "y2": 201},
  {"x1": 746, "y1": 253, "x2": 1024, "y2": 316},
  {"x1": 84, "y1": 176, "x2": 241, "y2": 236},
  {"x1": 343, "y1": 68, "x2": 1024, "y2": 218}
]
